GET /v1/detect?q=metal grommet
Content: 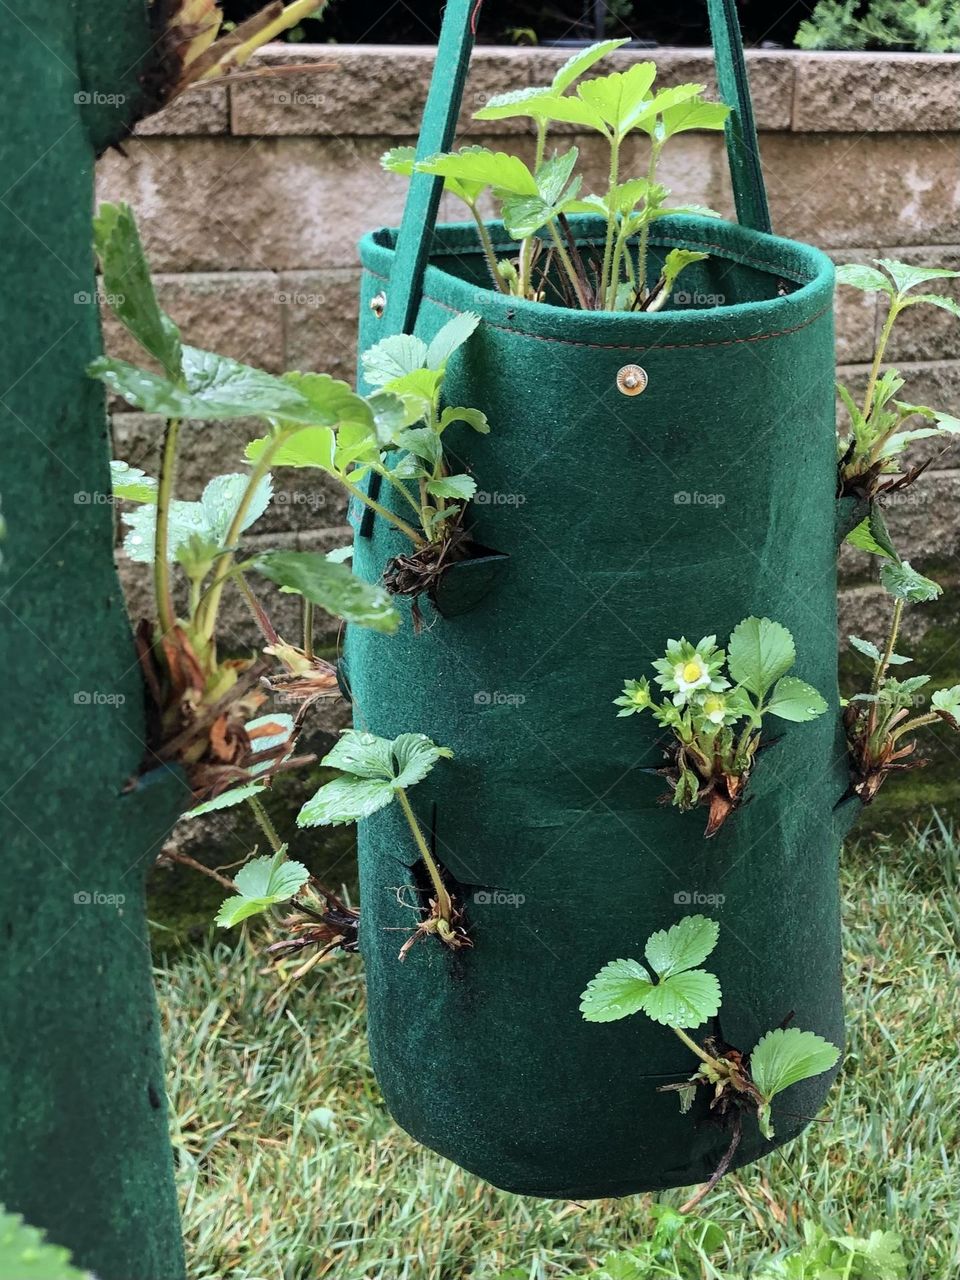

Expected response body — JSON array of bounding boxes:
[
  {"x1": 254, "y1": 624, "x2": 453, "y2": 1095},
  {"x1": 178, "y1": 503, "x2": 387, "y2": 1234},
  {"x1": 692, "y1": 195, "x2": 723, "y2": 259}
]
[
  {"x1": 370, "y1": 291, "x2": 387, "y2": 319},
  {"x1": 617, "y1": 364, "x2": 648, "y2": 396}
]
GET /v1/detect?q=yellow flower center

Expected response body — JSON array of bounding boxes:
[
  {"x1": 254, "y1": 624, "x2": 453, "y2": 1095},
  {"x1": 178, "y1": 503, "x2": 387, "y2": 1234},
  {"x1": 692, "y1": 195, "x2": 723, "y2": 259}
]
[{"x1": 681, "y1": 660, "x2": 704, "y2": 684}]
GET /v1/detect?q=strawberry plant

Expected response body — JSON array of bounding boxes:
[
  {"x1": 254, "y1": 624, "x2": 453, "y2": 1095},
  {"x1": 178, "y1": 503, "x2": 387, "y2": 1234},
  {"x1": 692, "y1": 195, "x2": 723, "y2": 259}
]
[
  {"x1": 615, "y1": 618, "x2": 827, "y2": 835},
  {"x1": 297, "y1": 730, "x2": 470, "y2": 958},
  {"x1": 836, "y1": 260, "x2": 960, "y2": 500},
  {"x1": 383, "y1": 41, "x2": 727, "y2": 312},
  {"x1": 843, "y1": 510, "x2": 960, "y2": 802},
  {"x1": 91, "y1": 202, "x2": 489, "y2": 802},
  {"x1": 357, "y1": 318, "x2": 494, "y2": 615},
  {"x1": 581, "y1": 916, "x2": 840, "y2": 1209}
]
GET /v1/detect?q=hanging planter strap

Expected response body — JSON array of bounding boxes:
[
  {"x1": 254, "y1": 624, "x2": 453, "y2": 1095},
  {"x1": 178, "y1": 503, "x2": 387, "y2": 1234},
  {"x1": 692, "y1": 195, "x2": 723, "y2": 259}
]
[
  {"x1": 359, "y1": 0, "x2": 772, "y2": 537},
  {"x1": 382, "y1": 0, "x2": 771, "y2": 343}
]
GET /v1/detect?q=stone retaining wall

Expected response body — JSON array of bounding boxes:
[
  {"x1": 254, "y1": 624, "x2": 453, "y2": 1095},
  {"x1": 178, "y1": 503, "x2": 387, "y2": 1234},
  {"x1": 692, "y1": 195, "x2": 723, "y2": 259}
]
[{"x1": 97, "y1": 45, "x2": 960, "y2": 669}]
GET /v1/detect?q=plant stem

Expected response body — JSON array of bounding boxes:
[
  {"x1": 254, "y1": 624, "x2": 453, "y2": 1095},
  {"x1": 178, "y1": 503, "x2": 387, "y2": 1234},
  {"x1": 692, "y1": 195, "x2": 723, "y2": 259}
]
[
  {"x1": 248, "y1": 795, "x2": 284, "y2": 855},
  {"x1": 343, "y1": 477, "x2": 426, "y2": 547},
  {"x1": 302, "y1": 600, "x2": 315, "y2": 661},
  {"x1": 235, "y1": 570, "x2": 279, "y2": 646},
  {"x1": 467, "y1": 201, "x2": 509, "y2": 294},
  {"x1": 599, "y1": 133, "x2": 620, "y2": 307},
  {"x1": 534, "y1": 118, "x2": 547, "y2": 171},
  {"x1": 672, "y1": 1025, "x2": 724, "y2": 1072},
  {"x1": 376, "y1": 467, "x2": 424, "y2": 519},
  {"x1": 548, "y1": 221, "x2": 591, "y2": 310},
  {"x1": 635, "y1": 143, "x2": 661, "y2": 305},
  {"x1": 163, "y1": 847, "x2": 236, "y2": 893},
  {"x1": 872, "y1": 598, "x2": 904, "y2": 694},
  {"x1": 678, "y1": 1116, "x2": 742, "y2": 1215},
  {"x1": 154, "y1": 417, "x2": 182, "y2": 638},
  {"x1": 862, "y1": 298, "x2": 900, "y2": 422},
  {"x1": 196, "y1": 447, "x2": 275, "y2": 642},
  {"x1": 396, "y1": 788, "x2": 454, "y2": 924}
]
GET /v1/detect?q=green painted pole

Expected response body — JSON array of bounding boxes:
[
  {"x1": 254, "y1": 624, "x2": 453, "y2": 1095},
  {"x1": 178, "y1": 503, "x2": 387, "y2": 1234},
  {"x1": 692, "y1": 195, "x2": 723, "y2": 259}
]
[{"x1": 0, "y1": 3, "x2": 186, "y2": 1276}]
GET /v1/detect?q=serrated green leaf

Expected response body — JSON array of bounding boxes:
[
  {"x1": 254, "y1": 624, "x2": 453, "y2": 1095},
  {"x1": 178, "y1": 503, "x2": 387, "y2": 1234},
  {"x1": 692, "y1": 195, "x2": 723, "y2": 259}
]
[
  {"x1": 750, "y1": 1027, "x2": 840, "y2": 1103},
  {"x1": 834, "y1": 1230, "x2": 908, "y2": 1279},
  {"x1": 880, "y1": 559, "x2": 942, "y2": 604},
  {"x1": 183, "y1": 781, "x2": 267, "y2": 818},
  {"x1": 415, "y1": 148, "x2": 538, "y2": 197},
  {"x1": 835, "y1": 262, "x2": 895, "y2": 294},
  {"x1": 245, "y1": 426, "x2": 336, "y2": 471},
  {"x1": 297, "y1": 775, "x2": 397, "y2": 827},
  {"x1": 550, "y1": 38, "x2": 629, "y2": 92},
  {"x1": 124, "y1": 471, "x2": 272, "y2": 567},
  {"x1": 368, "y1": 389, "x2": 417, "y2": 440},
  {"x1": 535, "y1": 147, "x2": 579, "y2": 204},
  {"x1": 321, "y1": 731, "x2": 397, "y2": 779},
  {"x1": 381, "y1": 144, "x2": 415, "y2": 174},
  {"x1": 298, "y1": 731, "x2": 453, "y2": 828},
  {"x1": 931, "y1": 684, "x2": 960, "y2": 727},
  {"x1": 846, "y1": 509, "x2": 900, "y2": 561},
  {"x1": 94, "y1": 201, "x2": 182, "y2": 378},
  {"x1": 361, "y1": 334, "x2": 429, "y2": 389},
  {"x1": 110, "y1": 460, "x2": 157, "y2": 504},
  {"x1": 502, "y1": 150, "x2": 582, "y2": 237},
  {"x1": 580, "y1": 957, "x2": 654, "y2": 1022},
  {"x1": 849, "y1": 634, "x2": 882, "y2": 662},
  {"x1": 643, "y1": 914, "x2": 719, "y2": 978},
  {"x1": 876, "y1": 258, "x2": 960, "y2": 296},
  {"x1": 216, "y1": 849, "x2": 310, "y2": 929},
  {"x1": 905, "y1": 292, "x2": 960, "y2": 320},
  {"x1": 201, "y1": 472, "x2": 272, "y2": 544},
  {"x1": 577, "y1": 63, "x2": 660, "y2": 138},
  {"x1": 426, "y1": 475, "x2": 477, "y2": 501},
  {"x1": 393, "y1": 427, "x2": 441, "y2": 466},
  {"x1": 0, "y1": 1204, "x2": 89, "y2": 1280},
  {"x1": 280, "y1": 371, "x2": 374, "y2": 429},
  {"x1": 232, "y1": 848, "x2": 307, "y2": 900},
  {"x1": 473, "y1": 85, "x2": 560, "y2": 122},
  {"x1": 728, "y1": 617, "x2": 796, "y2": 697},
  {"x1": 425, "y1": 312, "x2": 481, "y2": 370},
  {"x1": 181, "y1": 347, "x2": 317, "y2": 422},
  {"x1": 88, "y1": 348, "x2": 313, "y2": 422},
  {"x1": 121, "y1": 499, "x2": 207, "y2": 565},
  {"x1": 652, "y1": 97, "x2": 729, "y2": 140},
  {"x1": 533, "y1": 92, "x2": 610, "y2": 131},
  {"x1": 390, "y1": 733, "x2": 455, "y2": 788},
  {"x1": 660, "y1": 247, "x2": 709, "y2": 293},
  {"x1": 439, "y1": 406, "x2": 490, "y2": 434},
  {"x1": 252, "y1": 551, "x2": 400, "y2": 633},
  {"x1": 320, "y1": 730, "x2": 453, "y2": 788},
  {"x1": 766, "y1": 676, "x2": 829, "y2": 723},
  {"x1": 877, "y1": 426, "x2": 946, "y2": 459},
  {"x1": 640, "y1": 970, "x2": 722, "y2": 1029}
]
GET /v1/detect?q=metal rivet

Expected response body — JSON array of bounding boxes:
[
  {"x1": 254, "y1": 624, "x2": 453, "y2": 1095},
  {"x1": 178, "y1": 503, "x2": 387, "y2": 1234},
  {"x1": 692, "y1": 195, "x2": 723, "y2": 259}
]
[
  {"x1": 370, "y1": 291, "x2": 387, "y2": 318},
  {"x1": 617, "y1": 364, "x2": 648, "y2": 396}
]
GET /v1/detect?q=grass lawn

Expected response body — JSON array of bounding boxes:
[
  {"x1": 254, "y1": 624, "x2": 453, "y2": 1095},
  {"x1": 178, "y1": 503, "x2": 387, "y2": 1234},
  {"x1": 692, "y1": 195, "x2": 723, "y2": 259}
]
[{"x1": 158, "y1": 820, "x2": 960, "y2": 1279}]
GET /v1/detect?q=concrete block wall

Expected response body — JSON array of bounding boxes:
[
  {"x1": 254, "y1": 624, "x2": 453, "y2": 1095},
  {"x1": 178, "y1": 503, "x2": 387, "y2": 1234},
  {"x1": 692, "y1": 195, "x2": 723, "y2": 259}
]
[{"x1": 96, "y1": 46, "x2": 960, "y2": 658}]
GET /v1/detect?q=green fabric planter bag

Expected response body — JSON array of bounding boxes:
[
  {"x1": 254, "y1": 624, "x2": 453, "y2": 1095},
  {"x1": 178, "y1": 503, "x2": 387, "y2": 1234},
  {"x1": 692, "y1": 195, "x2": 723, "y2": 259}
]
[{"x1": 347, "y1": 0, "x2": 851, "y2": 1198}]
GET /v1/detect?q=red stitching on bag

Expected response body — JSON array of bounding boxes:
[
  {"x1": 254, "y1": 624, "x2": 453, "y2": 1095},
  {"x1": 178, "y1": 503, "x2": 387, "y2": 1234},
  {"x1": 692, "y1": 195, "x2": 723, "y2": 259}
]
[{"x1": 365, "y1": 268, "x2": 831, "y2": 350}]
